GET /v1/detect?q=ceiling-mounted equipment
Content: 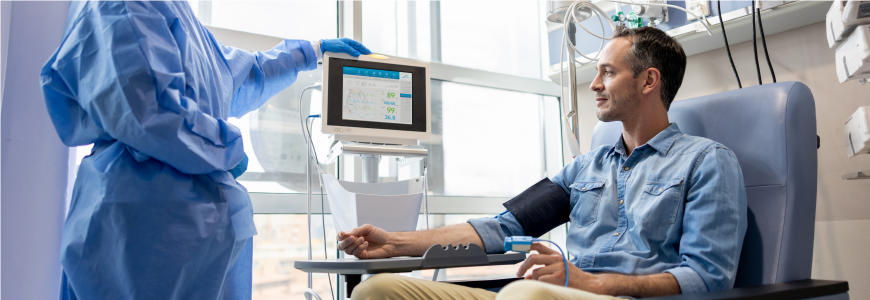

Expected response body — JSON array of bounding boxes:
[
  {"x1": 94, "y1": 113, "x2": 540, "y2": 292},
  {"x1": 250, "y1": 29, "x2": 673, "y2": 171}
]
[
  {"x1": 546, "y1": 1, "x2": 594, "y2": 23},
  {"x1": 845, "y1": 106, "x2": 870, "y2": 158},
  {"x1": 632, "y1": 0, "x2": 669, "y2": 25}
]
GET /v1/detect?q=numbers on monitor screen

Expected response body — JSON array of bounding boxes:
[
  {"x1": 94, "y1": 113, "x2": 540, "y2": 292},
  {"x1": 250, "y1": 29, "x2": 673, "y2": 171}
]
[{"x1": 341, "y1": 66, "x2": 413, "y2": 125}]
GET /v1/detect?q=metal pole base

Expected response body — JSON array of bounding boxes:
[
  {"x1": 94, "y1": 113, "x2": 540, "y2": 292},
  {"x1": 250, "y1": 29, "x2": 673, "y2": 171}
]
[{"x1": 361, "y1": 155, "x2": 381, "y2": 183}]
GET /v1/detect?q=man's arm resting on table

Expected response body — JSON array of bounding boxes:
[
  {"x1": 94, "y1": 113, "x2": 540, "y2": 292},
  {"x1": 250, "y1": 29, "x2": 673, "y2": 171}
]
[{"x1": 337, "y1": 223, "x2": 484, "y2": 258}]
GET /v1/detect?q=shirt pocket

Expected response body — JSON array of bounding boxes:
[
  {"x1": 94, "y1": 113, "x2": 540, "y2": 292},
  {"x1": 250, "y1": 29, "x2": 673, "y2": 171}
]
[
  {"x1": 569, "y1": 181, "x2": 606, "y2": 227},
  {"x1": 636, "y1": 177, "x2": 684, "y2": 229}
]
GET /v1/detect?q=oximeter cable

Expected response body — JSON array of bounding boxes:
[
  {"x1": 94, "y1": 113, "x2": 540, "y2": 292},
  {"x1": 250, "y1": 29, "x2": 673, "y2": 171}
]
[{"x1": 504, "y1": 237, "x2": 570, "y2": 287}]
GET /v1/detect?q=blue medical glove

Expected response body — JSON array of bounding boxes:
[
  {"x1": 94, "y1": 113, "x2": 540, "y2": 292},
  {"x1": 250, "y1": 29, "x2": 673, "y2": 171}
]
[
  {"x1": 320, "y1": 37, "x2": 372, "y2": 57},
  {"x1": 230, "y1": 153, "x2": 248, "y2": 179}
]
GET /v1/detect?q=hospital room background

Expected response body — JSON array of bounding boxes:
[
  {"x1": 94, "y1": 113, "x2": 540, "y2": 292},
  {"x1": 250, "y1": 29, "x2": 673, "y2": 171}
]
[{"x1": 1, "y1": 1, "x2": 868, "y2": 299}]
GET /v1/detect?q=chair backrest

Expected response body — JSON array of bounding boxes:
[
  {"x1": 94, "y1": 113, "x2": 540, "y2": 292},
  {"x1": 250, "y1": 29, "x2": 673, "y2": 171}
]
[{"x1": 589, "y1": 82, "x2": 818, "y2": 287}]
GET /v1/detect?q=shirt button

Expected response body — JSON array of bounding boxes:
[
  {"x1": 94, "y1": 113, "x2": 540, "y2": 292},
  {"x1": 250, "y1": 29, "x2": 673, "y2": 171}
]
[
  {"x1": 582, "y1": 187, "x2": 587, "y2": 190},
  {"x1": 659, "y1": 188, "x2": 663, "y2": 192},
  {"x1": 624, "y1": 167, "x2": 630, "y2": 171},
  {"x1": 619, "y1": 200, "x2": 624, "y2": 204},
  {"x1": 614, "y1": 232, "x2": 620, "y2": 236}
]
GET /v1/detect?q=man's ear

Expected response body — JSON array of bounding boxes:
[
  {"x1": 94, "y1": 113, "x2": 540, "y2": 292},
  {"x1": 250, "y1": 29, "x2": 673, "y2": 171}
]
[{"x1": 640, "y1": 68, "x2": 661, "y2": 96}]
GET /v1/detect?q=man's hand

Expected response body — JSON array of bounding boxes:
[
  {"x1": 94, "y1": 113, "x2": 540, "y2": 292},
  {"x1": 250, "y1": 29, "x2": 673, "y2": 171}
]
[
  {"x1": 337, "y1": 224, "x2": 395, "y2": 259},
  {"x1": 516, "y1": 243, "x2": 682, "y2": 297},
  {"x1": 516, "y1": 243, "x2": 607, "y2": 294}
]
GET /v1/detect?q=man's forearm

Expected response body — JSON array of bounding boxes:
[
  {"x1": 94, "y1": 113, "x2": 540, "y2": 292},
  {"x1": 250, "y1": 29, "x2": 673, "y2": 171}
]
[
  {"x1": 388, "y1": 223, "x2": 484, "y2": 256},
  {"x1": 597, "y1": 272, "x2": 681, "y2": 298}
]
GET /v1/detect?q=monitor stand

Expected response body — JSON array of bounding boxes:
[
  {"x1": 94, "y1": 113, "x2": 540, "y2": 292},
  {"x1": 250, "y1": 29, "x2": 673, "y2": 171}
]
[
  {"x1": 332, "y1": 134, "x2": 419, "y2": 146},
  {"x1": 322, "y1": 141, "x2": 429, "y2": 298}
]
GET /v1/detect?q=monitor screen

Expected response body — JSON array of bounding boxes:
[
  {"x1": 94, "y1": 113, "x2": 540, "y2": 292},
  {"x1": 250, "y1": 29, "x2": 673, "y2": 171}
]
[
  {"x1": 341, "y1": 67, "x2": 413, "y2": 125},
  {"x1": 326, "y1": 57, "x2": 427, "y2": 132}
]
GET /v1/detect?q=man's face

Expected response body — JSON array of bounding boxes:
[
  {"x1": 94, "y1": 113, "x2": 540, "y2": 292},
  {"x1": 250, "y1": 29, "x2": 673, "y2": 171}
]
[{"x1": 589, "y1": 38, "x2": 640, "y2": 122}]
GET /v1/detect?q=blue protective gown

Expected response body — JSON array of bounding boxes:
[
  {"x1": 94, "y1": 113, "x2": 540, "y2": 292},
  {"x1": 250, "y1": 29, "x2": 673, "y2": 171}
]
[{"x1": 39, "y1": 2, "x2": 318, "y2": 299}]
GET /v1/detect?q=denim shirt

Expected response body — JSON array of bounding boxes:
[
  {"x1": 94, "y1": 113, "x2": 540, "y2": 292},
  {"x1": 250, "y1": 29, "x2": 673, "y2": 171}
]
[{"x1": 468, "y1": 124, "x2": 747, "y2": 294}]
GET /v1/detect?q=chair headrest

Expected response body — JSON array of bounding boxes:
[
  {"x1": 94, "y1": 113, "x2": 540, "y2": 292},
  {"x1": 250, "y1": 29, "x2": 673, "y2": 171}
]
[{"x1": 589, "y1": 81, "x2": 817, "y2": 188}]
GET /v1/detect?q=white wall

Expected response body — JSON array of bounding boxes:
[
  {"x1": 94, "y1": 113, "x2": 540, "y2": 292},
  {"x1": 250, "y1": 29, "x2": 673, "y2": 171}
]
[
  {"x1": 1, "y1": 2, "x2": 71, "y2": 299},
  {"x1": 573, "y1": 21, "x2": 870, "y2": 298}
]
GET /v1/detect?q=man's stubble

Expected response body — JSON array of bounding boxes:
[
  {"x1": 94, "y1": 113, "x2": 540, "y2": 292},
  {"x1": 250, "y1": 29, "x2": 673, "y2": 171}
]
[{"x1": 596, "y1": 86, "x2": 639, "y2": 122}]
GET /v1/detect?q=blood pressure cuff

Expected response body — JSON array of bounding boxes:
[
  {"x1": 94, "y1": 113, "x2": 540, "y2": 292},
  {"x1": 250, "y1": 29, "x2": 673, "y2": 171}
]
[{"x1": 502, "y1": 178, "x2": 571, "y2": 238}]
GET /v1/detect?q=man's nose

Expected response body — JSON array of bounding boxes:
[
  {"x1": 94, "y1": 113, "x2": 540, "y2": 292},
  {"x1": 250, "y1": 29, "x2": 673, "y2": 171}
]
[{"x1": 590, "y1": 75, "x2": 603, "y2": 92}]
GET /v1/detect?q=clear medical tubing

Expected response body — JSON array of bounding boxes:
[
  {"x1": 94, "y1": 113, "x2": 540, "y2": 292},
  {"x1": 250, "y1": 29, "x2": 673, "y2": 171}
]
[
  {"x1": 307, "y1": 116, "x2": 336, "y2": 300},
  {"x1": 300, "y1": 84, "x2": 334, "y2": 300}
]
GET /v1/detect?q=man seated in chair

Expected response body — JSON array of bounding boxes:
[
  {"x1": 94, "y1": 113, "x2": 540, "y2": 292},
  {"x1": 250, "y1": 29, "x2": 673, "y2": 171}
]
[{"x1": 338, "y1": 26, "x2": 747, "y2": 300}]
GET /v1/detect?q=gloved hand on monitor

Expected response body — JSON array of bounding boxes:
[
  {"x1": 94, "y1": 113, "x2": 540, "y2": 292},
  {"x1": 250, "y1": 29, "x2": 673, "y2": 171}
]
[{"x1": 320, "y1": 37, "x2": 372, "y2": 57}]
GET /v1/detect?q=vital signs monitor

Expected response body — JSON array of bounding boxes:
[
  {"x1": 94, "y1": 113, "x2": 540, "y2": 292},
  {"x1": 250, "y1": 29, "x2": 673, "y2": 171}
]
[{"x1": 321, "y1": 52, "x2": 431, "y2": 145}]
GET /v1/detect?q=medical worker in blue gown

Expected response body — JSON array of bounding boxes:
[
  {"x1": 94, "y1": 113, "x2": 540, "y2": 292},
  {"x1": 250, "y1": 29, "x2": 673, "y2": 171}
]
[{"x1": 39, "y1": 2, "x2": 370, "y2": 299}]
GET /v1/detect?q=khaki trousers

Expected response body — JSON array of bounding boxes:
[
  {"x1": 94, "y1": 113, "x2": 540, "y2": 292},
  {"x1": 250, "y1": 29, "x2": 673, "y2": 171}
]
[{"x1": 351, "y1": 274, "x2": 624, "y2": 300}]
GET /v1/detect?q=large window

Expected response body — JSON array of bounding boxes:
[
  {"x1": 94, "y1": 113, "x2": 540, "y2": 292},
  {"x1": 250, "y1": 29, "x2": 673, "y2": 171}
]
[
  {"x1": 189, "y1": 1, "x2": 336, "y2": 40},
  {"x1": 421, "y1": 82, "x2": 562, "y2": 197},
  {"x1": 440, "y1": 1, "x2": 547, "y2": 79},
  {"x1": 360, "y1": 1, "x2": 550, "y2": 79},
  {"x1": 72, "y1": 1, "x2": 563, "y2": 299}
]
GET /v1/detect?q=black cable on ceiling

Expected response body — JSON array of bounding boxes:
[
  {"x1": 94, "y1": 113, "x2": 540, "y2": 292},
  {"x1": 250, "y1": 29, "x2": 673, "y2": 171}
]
[
  {"x1": 756, "y1": 7, "x2": 777, "y2": 83},
  {"x1": 751, "y1": 1, "x2": 762, "y2": 85},
  {"x1": 718, "y1": 1, "x2": 742, "y2": 88}
]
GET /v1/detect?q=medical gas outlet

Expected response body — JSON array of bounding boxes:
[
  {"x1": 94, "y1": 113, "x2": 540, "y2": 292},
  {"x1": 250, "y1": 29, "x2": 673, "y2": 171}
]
[
  {"x1": 685, "y1": 0, "x2": 710, "y2": 21},
  {"x1": 835, "y1": 25, "x2": 870, "y2": 83},
  {"x1": 845, "y1": 106, "x2": 870, "y2": 158}
]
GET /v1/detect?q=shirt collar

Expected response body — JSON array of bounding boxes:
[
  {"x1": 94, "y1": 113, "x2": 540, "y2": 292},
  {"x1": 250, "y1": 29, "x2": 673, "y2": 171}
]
[
  {"x1": 608, "y1": 123, "x2": 682, "y2": 158},
  {"x1": 646, "y1": 123, "x2": 682, "y2": 155}
]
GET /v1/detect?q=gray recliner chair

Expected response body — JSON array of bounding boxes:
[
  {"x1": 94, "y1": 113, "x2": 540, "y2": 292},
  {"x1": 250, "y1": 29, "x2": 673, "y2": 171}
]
[
  {"x1": 450, "y1": 82, "x2": 849, "y2": 299},
  {"x1": 591, "y1": 81, "x2": 846, "y2": 299}
]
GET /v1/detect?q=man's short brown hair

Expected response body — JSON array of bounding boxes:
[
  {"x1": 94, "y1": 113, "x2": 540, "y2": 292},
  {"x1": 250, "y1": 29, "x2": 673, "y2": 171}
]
[{"x1": 611, "y1": 26, "x2": 687, "y2": 110}]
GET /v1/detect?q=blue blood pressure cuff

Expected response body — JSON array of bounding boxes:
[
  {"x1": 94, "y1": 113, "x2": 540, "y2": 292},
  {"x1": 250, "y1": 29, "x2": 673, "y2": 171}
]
[{"x1": 502, "y1": 178, "x2": 571, "y2": 238}]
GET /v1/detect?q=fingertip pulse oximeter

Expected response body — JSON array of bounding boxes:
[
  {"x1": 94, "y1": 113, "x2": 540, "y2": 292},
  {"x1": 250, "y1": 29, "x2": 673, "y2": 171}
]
[{"x1": 504, "y1": 236, "x2": 535, "y2": 253}]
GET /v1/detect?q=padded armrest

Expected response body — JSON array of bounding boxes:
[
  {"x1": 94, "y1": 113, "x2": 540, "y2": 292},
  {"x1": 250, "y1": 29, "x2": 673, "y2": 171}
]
[
  {"x1": 643, "y1": 279, "x2": 848, "y2": 300},
  {"x1": 444, "y1": 278, "x2": 848, "y2": 300}
]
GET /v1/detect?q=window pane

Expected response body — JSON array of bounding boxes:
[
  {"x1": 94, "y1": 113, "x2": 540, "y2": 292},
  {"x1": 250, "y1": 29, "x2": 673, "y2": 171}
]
[
  {"x1": 362, "y1": 1, "x2": 398, "y2": 56},
  {"x1": 543, "y1": 96, "x2": 564, "y2": 178},
  {"x1": 361, "y1": 1, "x2": 432, "y2": 60},
  {"x1": 191, "y1": 1, "x2": 336, "y2": 40},
  {"x1": 440, "y1": 1, "x2": 544, "y2": 78},
  {"x1": 422, "y1": 81, "x2": 547, "y2": 197},
  {"x1": 253, "y1": 214, "x2": 338, "y2": 299}
]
